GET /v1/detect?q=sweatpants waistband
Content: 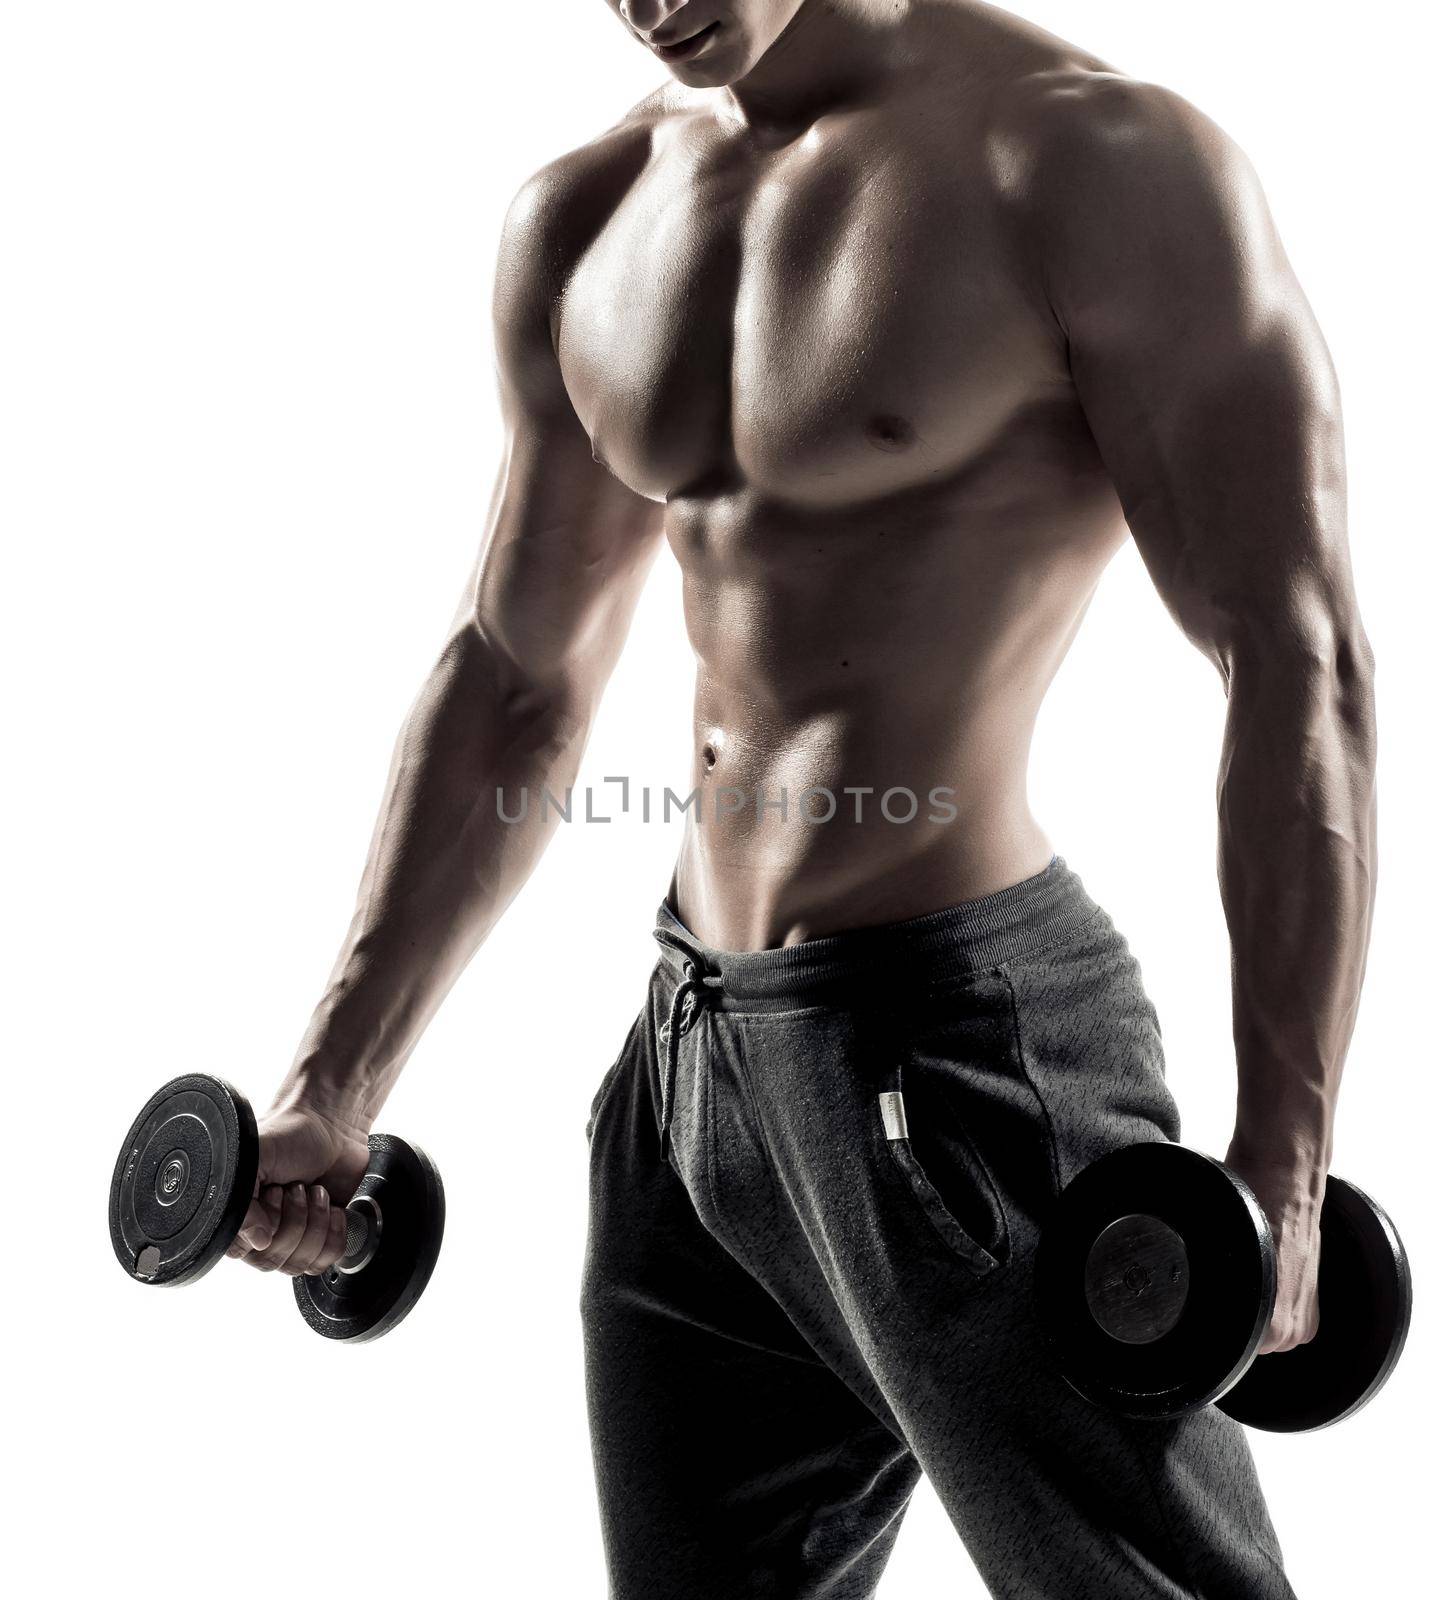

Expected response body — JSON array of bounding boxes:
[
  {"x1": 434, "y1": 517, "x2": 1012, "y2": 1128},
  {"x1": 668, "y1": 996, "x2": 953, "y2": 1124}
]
[{"x1": 652, "y1": 855, "x2": 1103, "y2": 1003}]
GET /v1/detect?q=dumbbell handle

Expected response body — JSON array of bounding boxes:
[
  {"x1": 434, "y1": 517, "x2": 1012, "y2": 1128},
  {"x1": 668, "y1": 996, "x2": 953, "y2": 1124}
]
[
  {"x1": 331, "y1": 1191, "x2": 382, "y2": 1276},
  {"x1": 345, "y1": 1208, "x2": 368, "y2": 1257},
  {"x1": 232, "y1": 1189, "x2": 379, "y2": 1276}
]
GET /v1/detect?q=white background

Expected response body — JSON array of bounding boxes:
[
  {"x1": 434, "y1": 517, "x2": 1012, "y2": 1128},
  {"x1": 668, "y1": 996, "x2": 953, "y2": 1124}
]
[{"x1": 3, "y1": 2, "x2": 1439, "y2": 1594}]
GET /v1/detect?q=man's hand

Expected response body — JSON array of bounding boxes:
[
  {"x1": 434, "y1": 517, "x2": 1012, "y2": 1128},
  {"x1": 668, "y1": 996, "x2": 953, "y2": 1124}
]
[
  {"x1": 1225, "y1": 1144, "x2": 1324, "y2": 1354},
  {"x1": 225, "y1": 1104, "x2": 372, "y2": 1278}
]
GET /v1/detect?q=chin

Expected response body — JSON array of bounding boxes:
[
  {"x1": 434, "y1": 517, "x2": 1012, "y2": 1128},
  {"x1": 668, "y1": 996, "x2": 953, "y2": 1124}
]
[
  {"x1": 670, "y1": 59, "x2": 743, "y2": 86},
  {"x1": 665, "y1": 28, "x2": 750, "y2": 86}
]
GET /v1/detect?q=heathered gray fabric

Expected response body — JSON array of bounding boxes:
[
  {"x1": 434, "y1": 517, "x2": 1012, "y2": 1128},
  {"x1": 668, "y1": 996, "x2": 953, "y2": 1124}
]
[{"x1": 581, "y1": 857, "x2": 1295, "y2": 1599}]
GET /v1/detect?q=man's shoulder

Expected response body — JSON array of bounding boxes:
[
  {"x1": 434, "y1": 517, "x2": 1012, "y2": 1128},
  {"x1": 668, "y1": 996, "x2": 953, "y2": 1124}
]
[
  {"x1": 987, "y1": 62, "x2": 1248, "y2": 225},
  {"x1": 491, "y1": 85, "x2": 691, "y2": 371},
  {"x1": 500, "y1": 84, "x2": 687, "y2": 273},
  {"x1": 978, "y1": 60, "x2": 1278, "y2": 337}
]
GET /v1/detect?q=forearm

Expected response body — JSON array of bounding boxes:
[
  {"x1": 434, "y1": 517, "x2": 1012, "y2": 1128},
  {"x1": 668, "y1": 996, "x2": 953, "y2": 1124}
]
[
  {"x1": 271, "y1": 621, "x2": 595, "y2": 1129},
  {"x1": 1217, "y1": 632, "x2": 1377, "y2": 1197}
]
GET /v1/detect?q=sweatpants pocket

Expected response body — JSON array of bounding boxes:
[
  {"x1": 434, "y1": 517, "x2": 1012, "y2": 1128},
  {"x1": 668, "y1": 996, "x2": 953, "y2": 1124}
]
[{"x1": 878, "y1": 1072, "x2": 1007, "y2": 1276}]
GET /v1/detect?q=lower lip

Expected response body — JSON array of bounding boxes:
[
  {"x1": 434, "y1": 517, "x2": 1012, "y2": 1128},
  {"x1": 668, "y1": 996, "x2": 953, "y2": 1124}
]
[{"x1": 655, "y1": 21, "x2": 723, "y2": 63}]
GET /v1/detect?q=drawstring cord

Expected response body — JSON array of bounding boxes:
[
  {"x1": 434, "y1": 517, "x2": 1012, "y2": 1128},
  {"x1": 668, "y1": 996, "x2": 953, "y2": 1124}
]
[{"x1": 651, "y1": 927, "x2": 723, "y2": 1159}]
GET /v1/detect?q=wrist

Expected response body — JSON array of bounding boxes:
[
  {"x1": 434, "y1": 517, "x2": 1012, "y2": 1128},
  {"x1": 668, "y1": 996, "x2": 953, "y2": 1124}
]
[
  {"x1": 1225, "y1": 1128, "x2": 1331, "y2": 1208},
  {"x1": 270, "y1": 1057, "x2": 378, "y2": 1138}
]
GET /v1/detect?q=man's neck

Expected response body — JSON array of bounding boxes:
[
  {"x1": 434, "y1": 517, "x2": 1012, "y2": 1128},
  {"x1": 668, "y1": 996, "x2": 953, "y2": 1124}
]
[{"x1": 721, "y1": 0, "x2": 910, "y2": 133}]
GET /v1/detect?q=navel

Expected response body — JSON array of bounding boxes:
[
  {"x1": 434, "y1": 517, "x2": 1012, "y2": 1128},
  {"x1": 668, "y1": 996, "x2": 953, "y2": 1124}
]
[{"x1": 865, "y1": 413, "x2": 917, "y2": 453}]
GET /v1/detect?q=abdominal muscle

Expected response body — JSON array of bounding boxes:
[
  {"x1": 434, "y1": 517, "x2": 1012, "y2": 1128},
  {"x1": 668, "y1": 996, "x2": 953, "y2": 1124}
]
[
  {"x1": 663, "y1": 483, "x2": 1125, "y2": 951},
  {"x1": 670, "y1": 701, "x2": 1057, "y2": 951}
]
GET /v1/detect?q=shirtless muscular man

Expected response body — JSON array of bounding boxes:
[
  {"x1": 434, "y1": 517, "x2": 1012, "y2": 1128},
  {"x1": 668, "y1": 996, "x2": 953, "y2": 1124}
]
[{"x1": 225, "y1": 5, "x2": 1374, "y2": 1595}]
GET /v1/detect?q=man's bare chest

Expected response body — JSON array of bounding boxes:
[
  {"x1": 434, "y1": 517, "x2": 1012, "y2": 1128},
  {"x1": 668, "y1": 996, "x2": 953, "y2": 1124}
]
[{"x1": 555, "y1": 113, "x2": 1062, "y2": 507}]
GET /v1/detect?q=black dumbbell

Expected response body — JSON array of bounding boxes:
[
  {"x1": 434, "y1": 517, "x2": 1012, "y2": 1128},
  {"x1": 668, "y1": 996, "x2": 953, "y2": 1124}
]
[
  {"x1": 108, "y1": 1073, "x2": 444, "y2": 1342},
  {"x1": 1034, "y1": 1141, "x2": 1411, "y2": 1431}
]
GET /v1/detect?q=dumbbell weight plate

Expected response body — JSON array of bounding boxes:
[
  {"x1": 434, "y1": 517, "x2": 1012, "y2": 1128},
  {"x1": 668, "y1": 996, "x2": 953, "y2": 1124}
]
[
  {"x1": 293, "y1": 1134, "x2": 445, "y2": 1343},
  {"x1": 1035, "y1": 1141, "x2": 1276, "y2": 1421},
  {"x1": 1217, "y1": 1174, "x2": 1412, "y2": 1432},
  {"x1": 109, "y1": 1074, "x2": 259, "y2": 1286}
]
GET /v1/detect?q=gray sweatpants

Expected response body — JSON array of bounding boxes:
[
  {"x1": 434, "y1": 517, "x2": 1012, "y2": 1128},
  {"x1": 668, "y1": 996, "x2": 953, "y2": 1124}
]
[{"x1": 582, "y1": 856, "x2": 1296, "y2": 1598}]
